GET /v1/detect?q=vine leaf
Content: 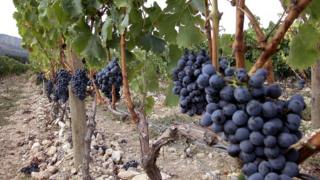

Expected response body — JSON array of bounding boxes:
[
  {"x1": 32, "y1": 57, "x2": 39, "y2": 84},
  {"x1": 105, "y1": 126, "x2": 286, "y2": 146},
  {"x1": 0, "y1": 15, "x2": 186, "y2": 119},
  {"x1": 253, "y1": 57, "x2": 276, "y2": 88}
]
[
  {"x1": 176, "y1": 25, "x2": 205, "y2": 48},
  {"x1": 189, "y1": 0, "x2": 206, "y2": 14},
  {"x1": 165, "y1": 82, "x2": 179, "y2": 107},
  {"x1": 167, "y1": 44, "x2": 182, "y2": 72},
  {"x1": 102, "y1": 18, "x2": 113, "y2": 43},
  {"x1": 72, "y1": 33, "x2": 106, "y2": 60},
  {"x1": 138, "y1": 34, "x2": 166, "y2": 54},
  {"x1": 288, "y1": 23, "x2": 320, "y2": 69},
  {"x1": 144, "y1": 96, "x2": 155, "y2": 115},
  {"x1": 307, "y1": 0, "x2": 320, "y2": 20},
  {"x1": 114, "y1": 0, "x2": 130, "y2": 8}
]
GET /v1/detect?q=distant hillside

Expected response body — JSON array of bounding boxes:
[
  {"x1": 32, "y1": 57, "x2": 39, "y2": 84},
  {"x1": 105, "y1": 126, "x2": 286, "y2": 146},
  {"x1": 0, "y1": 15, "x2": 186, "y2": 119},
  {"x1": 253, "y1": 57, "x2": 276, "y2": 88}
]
[{"x1": 0, "y1": 34, "x2": 28, "y2": 63}]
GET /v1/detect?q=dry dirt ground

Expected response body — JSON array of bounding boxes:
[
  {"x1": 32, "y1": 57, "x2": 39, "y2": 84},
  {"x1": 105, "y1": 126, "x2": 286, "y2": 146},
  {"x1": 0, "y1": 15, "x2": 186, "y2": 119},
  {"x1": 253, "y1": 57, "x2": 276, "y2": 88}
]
[{"x1": 0, "y1": 74, "x2": 319, "y2": 180}]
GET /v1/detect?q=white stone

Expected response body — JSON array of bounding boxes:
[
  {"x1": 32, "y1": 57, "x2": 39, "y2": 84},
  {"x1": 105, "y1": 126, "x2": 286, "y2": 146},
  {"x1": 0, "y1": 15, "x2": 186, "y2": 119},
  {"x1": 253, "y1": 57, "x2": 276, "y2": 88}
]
[
  {"x1": 196, "y1": 153, "x2": 205, "y2": 158},
  {"x1": 31, "y1": 142, "x2": 41, "y2": 150},
  {"x1": 41, "y1": 139, "x2": 51, "y2": 146},
  {"x1": 132, "y1": 173, "x2": 149, "y2": 180},
  {"x1": 62, "y1": 143, "x2": 71, "y2": 151},
  {"x1": 71, "y1": 167, "x2": 77, "y2": 175},
  {"x1": 111, "y1": 151, "x2": 122, "y2": 163},
  {"x1": 31, "y1": 171, "x2": 50, "y2": 179},
  {"x1": 105, "y1": 148, "x2": 113, "y2": 157},
  {"x1": 58, "y1": 121, "x2": 65, "y2": 128},
  {"x1": 46, "y1": 166, "x2": 58, "y2": 174},
  {"x1": 47, "y1": 146, "x2": 57, "y2": 156},
  {"x1": 118, "y1": 169, "x2": 140, "y2": 179}
]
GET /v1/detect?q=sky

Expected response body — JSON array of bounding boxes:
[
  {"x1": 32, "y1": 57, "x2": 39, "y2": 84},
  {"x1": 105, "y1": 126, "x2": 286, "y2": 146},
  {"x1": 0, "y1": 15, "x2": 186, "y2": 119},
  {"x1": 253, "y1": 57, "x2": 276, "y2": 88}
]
[{"x1": 0, "y1": 0, "x2": 283, "y2": 38}]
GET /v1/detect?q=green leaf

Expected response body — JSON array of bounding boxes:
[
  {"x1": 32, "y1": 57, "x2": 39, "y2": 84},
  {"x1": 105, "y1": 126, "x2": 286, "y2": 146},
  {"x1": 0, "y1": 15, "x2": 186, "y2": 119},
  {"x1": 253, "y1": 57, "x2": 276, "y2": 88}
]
[
  {"x1": 102, "y1": 18, "x2": 113, "y2": 43},
  {"x1": 145, "y1": 2, "x2": 162, "y2": 24},
  {"x1": 288, "y1": 23, "x2": 320, "y2": 69},
  {"x1": 47, "y1": 1, "x2": 70, "y2": 27},
  {"x1": 158, "y1": 14, "x2": 178, "y2": 43},
  {"x1": 114, "y1": 0, "x2": 129, "y2": 8},
  {"x1": 176, "y1": 25, "x2": 205, "y2": 48},
  {"x1": 145, "y1": 65, "x2": 159, "y2": 92},
  {"x1": 119, "y1": 13, "x2": 129, "y2": 34},
  {"x1": 189, "y1": 0, "x2": 206, "y2": 14},
  {"x1": 164, "y1": 82, "x2": 179, "y2": 106},
  {"x1": 61, "y1": 0, "x2": 83, "y2": 19},
  {"x1": 144, "y1": 96, "x2": 155, "y2": 115},
  {"x1": 72, "y1": 34, "x2": 106, "y2": 59},
  {"x1": 307, "y1": 0, "x2": 320, "y2": 20},
  {"x1": 167, "y1": 44, "x2": 182, "y2": 71},
  {"x1": 138, "y1": 34, "x2": 166, "y2": 54}
]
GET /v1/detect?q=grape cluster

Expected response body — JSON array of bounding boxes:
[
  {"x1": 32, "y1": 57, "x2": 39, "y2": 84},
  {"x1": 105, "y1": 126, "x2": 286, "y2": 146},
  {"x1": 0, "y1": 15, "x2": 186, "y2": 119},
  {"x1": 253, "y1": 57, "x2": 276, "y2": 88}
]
[
  {"x1": 194, "y1": 58, "x2": 305, "y2": 179},
  {"x1": 172, "y1": 49, "x2": 211, "y2": 116},
  {"x1": 71, "y1": 69, "x2": 89, "y2": 101},
  {"x1": 53, "y1": 69, "x2": 71, "y2": 103},
  {"x1": 95, "y1": 58, "x2": 123, "y2": 101},
  {"x1": 122, "y1": 160, "x2": 139, "y2": 170}
]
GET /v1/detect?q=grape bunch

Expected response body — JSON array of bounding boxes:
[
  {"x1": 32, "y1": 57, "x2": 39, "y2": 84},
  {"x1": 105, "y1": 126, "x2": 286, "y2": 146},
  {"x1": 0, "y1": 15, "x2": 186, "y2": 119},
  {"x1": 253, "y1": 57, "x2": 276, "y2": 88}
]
[
  {"x1": 95, "y1": 58, "x2": 123, "y2": 101},
  {"x1": 172, "y1": 49, "x2": 212, "y2": 116},
  {"x1": 71, "y1": 69, "x2": 89, "y2": 101},
  {"x1": 193, "y1": 57, "x2": 305, "y2": 179},
  {"x1": 53, "y1": 69, "x2": 71, "y2": 103}
]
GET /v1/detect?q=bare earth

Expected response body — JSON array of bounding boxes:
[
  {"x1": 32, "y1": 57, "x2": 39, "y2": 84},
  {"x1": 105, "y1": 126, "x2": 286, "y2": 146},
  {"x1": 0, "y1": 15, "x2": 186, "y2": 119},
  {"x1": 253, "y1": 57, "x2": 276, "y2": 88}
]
[{"x1": 0, "y1": 74, "x2": 319, "y2": 180}]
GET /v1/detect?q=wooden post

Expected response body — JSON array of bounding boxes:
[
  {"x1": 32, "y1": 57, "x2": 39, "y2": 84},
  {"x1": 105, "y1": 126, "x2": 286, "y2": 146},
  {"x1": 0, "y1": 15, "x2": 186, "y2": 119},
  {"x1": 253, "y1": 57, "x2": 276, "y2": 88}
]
[
  {"x1": 311, "y1": 61, "x2": 320, "y2": 128},
  {"x1": 67, "y1": 50, "x2": 87, "y2": 169}
]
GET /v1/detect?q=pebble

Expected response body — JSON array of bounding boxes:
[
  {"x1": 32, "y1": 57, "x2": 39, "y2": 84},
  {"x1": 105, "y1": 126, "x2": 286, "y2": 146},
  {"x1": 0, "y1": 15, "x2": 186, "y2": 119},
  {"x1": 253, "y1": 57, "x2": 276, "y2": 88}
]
[
  {"x1": 111, "y1": 151, "x2": 122, "y2": 163},
  {"x1": 118, "y1": 169, "x2": 140, "y2": 179},
  {"x1": 31, "y1": 171, "x2": 50, "y2": 179},
  {"x1": 105, "y1": 148, "x2": 113, "y2": 157},
  {"x1": 47, "y1": 146, "x2": 57, "y2": 156},
  {"x1": 132, "y1": 173, "x2": 148, "y2": 180},
  {"x1": 41, "y1": 139, "x2": 51, "y2": 147}
]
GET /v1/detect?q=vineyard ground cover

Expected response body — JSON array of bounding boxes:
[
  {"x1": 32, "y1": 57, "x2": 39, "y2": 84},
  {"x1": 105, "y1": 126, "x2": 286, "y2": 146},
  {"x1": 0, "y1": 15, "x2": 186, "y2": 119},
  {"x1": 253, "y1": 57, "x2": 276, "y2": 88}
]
[{"x1": 0, "y1": 74, "x2": 319, "y2": 179}]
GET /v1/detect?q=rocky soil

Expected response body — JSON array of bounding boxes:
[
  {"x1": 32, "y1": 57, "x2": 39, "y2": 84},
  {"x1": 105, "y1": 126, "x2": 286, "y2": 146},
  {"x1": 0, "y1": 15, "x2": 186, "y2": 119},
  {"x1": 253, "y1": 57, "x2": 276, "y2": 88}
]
[{"x1": 0, "y1": 74, "x2": 319, "y2": 180}]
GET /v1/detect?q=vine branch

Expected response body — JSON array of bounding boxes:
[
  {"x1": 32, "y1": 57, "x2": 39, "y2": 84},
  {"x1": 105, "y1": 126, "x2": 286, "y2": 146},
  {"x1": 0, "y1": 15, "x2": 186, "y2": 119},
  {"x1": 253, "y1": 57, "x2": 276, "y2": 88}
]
[
  {"x1": 249, "y1": 0, "x2": 312, "y2": 75},
  {"x1": 237, "y1": 5, "x2": 275, "y2": 82},
  {"x1": 120, "y1": 32, "x2": 139, "y2": 123},
  {"x1": 233, "y1": 0, "x2": 246, "y2": 68},
  {"x1": 204, "y1": 0, "x2": 213, "y2": 59}
]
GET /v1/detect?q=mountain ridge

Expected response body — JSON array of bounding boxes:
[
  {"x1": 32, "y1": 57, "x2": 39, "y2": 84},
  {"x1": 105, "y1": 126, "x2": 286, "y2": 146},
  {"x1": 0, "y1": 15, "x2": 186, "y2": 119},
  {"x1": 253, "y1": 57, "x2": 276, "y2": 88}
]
[{"x1": 0, "y1": 34, "x2": 28, "y2": 63}]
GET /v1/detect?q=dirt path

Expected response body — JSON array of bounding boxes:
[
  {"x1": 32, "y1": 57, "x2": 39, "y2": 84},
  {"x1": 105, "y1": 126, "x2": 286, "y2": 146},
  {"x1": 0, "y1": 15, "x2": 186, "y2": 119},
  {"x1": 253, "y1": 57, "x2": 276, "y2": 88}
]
[
  {"x1": 0, "y1": 75, "x2": 46, "y2": 178},
  {"x1": 0, "y1": 74, "x2": 319, "y2": 180}
]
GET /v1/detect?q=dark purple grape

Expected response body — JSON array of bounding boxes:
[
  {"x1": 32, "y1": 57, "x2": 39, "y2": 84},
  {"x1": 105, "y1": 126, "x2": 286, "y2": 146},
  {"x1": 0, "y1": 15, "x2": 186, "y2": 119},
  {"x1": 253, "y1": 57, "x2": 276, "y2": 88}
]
[
  {"x1": 234, "y1": 87, "x2": 252, "y2": 103},
  {"x1": 246, "y1": 100, "x2": 262, "y2": 116},
  {"x1": 232, "y1": 110, "x2": 248, "y2": 126}
]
